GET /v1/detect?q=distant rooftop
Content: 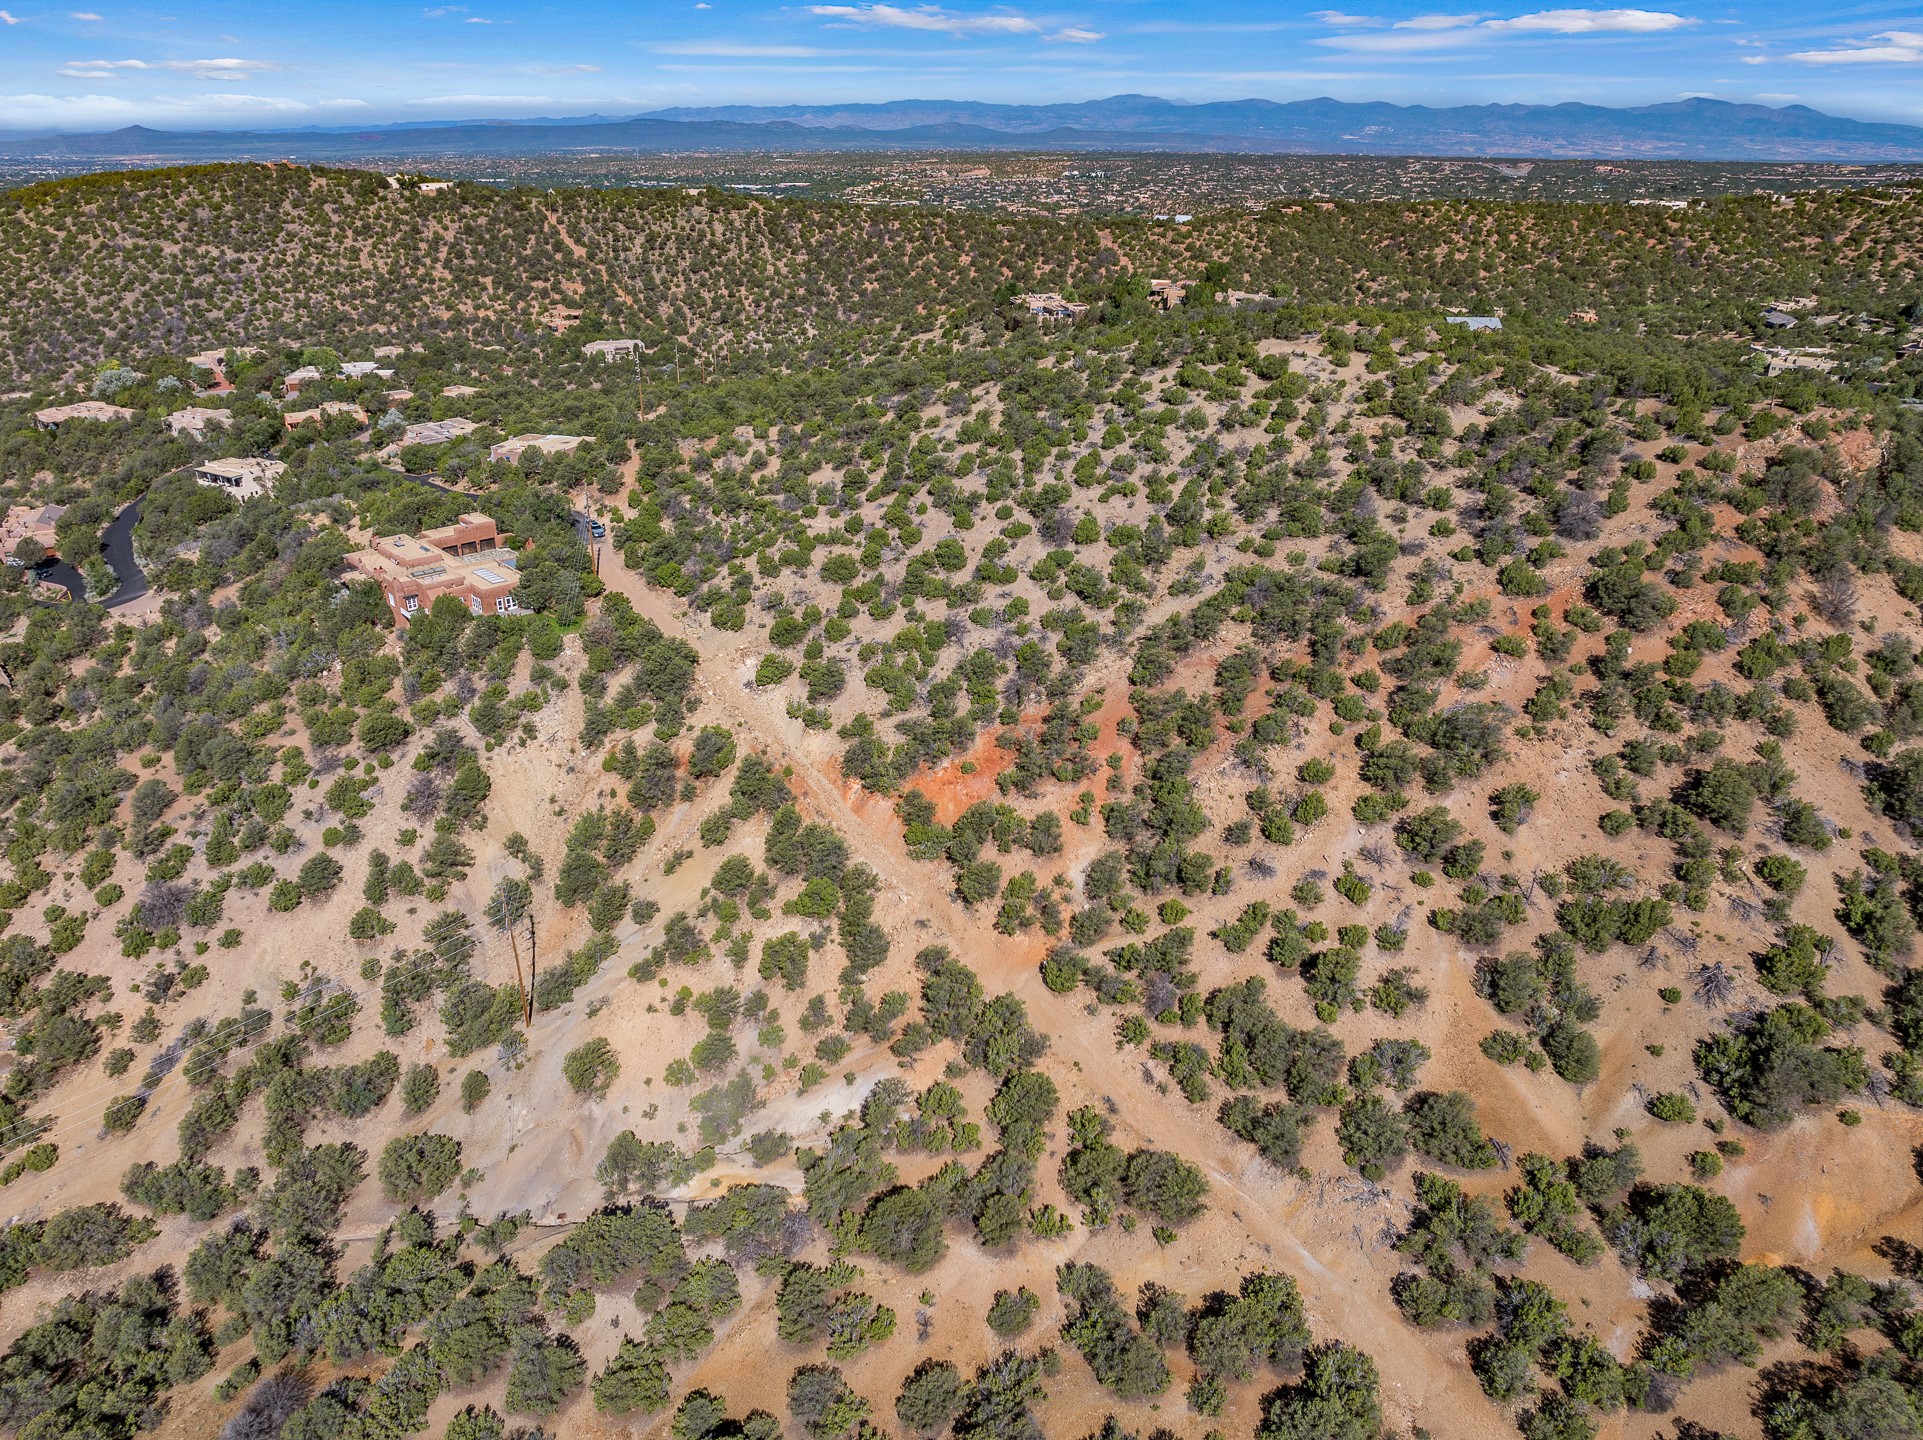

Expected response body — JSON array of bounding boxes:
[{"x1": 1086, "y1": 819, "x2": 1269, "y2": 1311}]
[
  {"x1": 35, "y1": 400, "x2": 136, "y2": 426},
  {"x1": 165, "y1": 406, "x2": 234, "y2": 435},
  {"x1": 490, "y1": 432, "x2": 589, "y2": 462}
]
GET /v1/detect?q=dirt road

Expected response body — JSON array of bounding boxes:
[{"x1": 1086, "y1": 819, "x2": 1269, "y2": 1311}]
[{"x1": 587, "y1": 544, "x2": 1504, "y2": 1434}]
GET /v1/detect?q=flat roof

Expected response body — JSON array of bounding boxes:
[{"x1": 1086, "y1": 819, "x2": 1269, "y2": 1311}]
[
  {"x1": 198, "y1": 456, "x2": 284, "y2": 478},
  {"x1": 36, "y1": 401, "x2": 136, "y2": 421}
]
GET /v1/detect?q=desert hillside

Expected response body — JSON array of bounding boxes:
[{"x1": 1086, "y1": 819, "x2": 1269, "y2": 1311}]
[{"x1": 0, "y1": 164, "x2": 1920, "y2": 1440}]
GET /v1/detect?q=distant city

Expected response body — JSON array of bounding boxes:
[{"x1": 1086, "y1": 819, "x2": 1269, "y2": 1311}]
[{"x1": 7, "y1": 150, "x2": 1923, "y2": 211}]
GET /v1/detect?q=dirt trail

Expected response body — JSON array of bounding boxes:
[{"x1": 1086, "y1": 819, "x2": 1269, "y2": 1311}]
[
  {"x1": 591, "y1": 548, "x2": 1502, "y2": 1432},
  {"x1": 541, "y1": 204, "x2": 634, "y2": 309},
  {"x1": 577, "y1": 400, "x2": 1901, "y2": 1440}
]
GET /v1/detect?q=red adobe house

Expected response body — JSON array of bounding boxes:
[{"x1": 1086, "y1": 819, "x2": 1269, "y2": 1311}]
[{"x1": 346, "y1": 512, "x2": 522, "y2": 628}]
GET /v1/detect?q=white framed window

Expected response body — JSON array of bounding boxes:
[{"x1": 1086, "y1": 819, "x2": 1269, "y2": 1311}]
[{"x1": 402, "y1": 595, "x2": 419, "y2": 613}]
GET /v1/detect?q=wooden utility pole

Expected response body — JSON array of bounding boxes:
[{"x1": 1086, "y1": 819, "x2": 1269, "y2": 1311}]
[
  {"x1": 504, "y1": 916, "x2": 529, "y2": 1027},
  {"x1": 526, "y1": 912, "x2": 537, "y2": 1023},
  {"x1": 490, "y1": 882, "x2": 533, "y2": 1029}
]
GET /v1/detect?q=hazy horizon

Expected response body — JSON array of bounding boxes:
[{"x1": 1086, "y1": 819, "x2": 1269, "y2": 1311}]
[{"x1": 0, "y1": 0, "x2": 1920, "y2": 134}]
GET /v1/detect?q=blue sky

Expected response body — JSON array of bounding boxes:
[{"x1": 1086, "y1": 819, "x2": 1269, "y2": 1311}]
[{"x1": 0, "y1": 0, "x2": 1921, "y2": 132}]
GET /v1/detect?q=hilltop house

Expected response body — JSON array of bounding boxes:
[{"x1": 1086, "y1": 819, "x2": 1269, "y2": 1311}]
[
  {"x1": 0, "y1": 504, "x2": 66, "y2": 561},
  {"x1": 1018, "y1": 293, "x2": 1088, "y2": 321},
  {"x1": 393, "y1": 417, "x2": 479, "y2": 449},
  {"x1": 1751, "y1": 345, "x2": 1837, "y2": 378},
  {"x1": 582, "y1": 339, "x2": 643, "y2": 361},
  {"x1": 284, "y1": 401, "x2": 367, "y2": 431},
  {"x1": 185, "y1": 346, "x2": 259, "y2": 385},
  {"x1": 192, "y1": 457, "x2": 286, "y2": 503},
  {"x1": 282, "y1": 365, "x2": 324, "y2": 395},
  {"x1": 490, "y1": 433, "x2": 589, "y2": 463},
  {"x1": 33, "y1": 401, "x2": 136, "y2": 430},
  {"x1": 1445, "y1": 315, "x2": 1503, "y2": 332},
  {"x1": 378, "y1": 417, "x2": 480, "y2": 460},
  {"x1": 346, "y1": 513, "x2": 522, "y2": 627},
  {"x1": 166, "y1": 406, "x2": 235, "y2": 439}
]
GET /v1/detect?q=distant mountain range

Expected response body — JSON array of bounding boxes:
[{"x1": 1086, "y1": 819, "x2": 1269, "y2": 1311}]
[{"x1": 6, "y1": 95, "x2": 1923, "y2": 164}]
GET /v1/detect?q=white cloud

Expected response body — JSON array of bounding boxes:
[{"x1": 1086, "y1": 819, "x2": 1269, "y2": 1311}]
[
  {"x1": 1129, "y1": 17, "x2": 1295, "y2": 32},
  {"x1": 1481, "y1": 7, "x2": 1693, "y2": 32},
  {"x1": 0, "y1": 10, "x2": 20, "y2": 22},
  {"x1": 1317, "y1": 4, "x2": 1690, "y2": 51},
  {"x1": 806, "y1": 5, "x2": 1042, "y2": 37},
  {"x1": 69, "y1": 10, "x2": 101, "y2": 17},
  {"x1": 1310, "y1": 10, "x2": 1384, "y2": 25},
  {"x1": 1787, "y1": 30, "x2": 1923, "y2": 63},
  {"x1": 168, "y1": 56, "x2": 281, "y2": 79},
  {"x1": 56, "y1": 55, "x2": 281, "y2": 81},
  {"x1": 403, "y1": 92, "x2": 552, "y2": 104},
  {"x1": 0, "y1": 89, "x2": 367, "y2": 128},
  {"x1": 58, "y1": 57, "x2": 145, "y2": 76},
  {"x1": 1044, "y1": 24, "x2": 1101, "y2": 41},
  {"x1": 0, "y1": 91, "x2": 151, "y2": 127},
  {"x1": 1315, "y1": 25, "x2": 1481, "y2": 50},
  {"x1": 530, "y1": 62, "x2": 602, "y2": 71},
  {"x1": 652, "y1": 39, "x2": 825, "y2": 55},
  {"x1": 1754, "y1": 91, "x2": 1799, "y2": 101},
  {"x1": 188, "y1": 93, "x2": 308, "y2": 111}
]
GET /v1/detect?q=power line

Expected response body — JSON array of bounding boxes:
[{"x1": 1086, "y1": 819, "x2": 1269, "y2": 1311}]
[{"x1": 9, "y1": 860, "x2": 672, "y2": 1159}]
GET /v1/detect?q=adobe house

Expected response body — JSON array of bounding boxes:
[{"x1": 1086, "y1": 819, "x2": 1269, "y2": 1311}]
[
  {"x1": 33, "y1": 401, "x2": 136, "y2": 430},
  {"x1": 191, "y1": 457, "x2": 286, "y2": 502},
  {"x1": 489, "y1": 433, "x2": 588, "y2": 463},
  {"x1": 345, "y1": 513, "x2": 523, "y2": 627},
  {"x1": 0, "y1": 504, "x2": 67, "y2": 561}
]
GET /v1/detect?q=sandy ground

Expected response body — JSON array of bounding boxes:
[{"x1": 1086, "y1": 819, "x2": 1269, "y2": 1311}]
[{"x1": 2, "y1": 352, "x2": 1914, "y2": 1440}]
